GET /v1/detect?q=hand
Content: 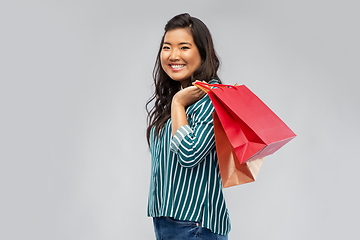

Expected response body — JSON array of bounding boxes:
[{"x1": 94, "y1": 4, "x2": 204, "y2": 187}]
[
  {"x1": 172, "y1": 82, "x2": 206, "y2": 107},
  {"x1": 171, "y1": 81, "x2": 206, "y2": 136}
]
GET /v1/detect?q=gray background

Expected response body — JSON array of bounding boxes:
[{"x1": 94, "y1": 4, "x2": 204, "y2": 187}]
[{"x1": 1, "y1": 0, "x2": 359, "y2": 239}]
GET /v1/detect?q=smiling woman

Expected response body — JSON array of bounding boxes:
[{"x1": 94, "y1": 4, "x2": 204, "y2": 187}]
[{"x1": 146, "y1": 13, "x2": 229, "y2": 240}]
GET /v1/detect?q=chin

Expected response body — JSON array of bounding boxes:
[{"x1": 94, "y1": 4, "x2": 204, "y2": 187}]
[
  {"x1": 172, "y1": 77, "x2": 189, "y2": 82},
  {"x1": 171, "y1": 77, "x2": 184, "y2": 82}
]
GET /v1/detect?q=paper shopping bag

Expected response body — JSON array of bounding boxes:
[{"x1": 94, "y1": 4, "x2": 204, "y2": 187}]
[
  {"x1": 194, "y1": 82, "x2": 296, "y2": 164},
  {"x1": 213, "y1": 111, "x2": 264, "y2": 188}
]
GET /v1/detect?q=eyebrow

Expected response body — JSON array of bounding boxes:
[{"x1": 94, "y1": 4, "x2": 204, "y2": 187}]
[{"x1": 163, "y1": 42, "x2": 192, "y2": 46}]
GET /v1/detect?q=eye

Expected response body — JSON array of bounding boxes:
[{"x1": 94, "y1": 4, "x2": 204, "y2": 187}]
[
  {"x1": 181, "y1": 46, "x2": 190, "y2": 50},
  {"x1": 162, "y1": 46, "x2": 170, "y2": 50}
]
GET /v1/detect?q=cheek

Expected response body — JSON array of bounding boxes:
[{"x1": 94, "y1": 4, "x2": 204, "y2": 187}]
[
  {"x1": 191, "y1": 56, "x2": 202, "y2": 71},
  {"x1": 189, "y1": 51, "x2": 202, "y2": 69}
]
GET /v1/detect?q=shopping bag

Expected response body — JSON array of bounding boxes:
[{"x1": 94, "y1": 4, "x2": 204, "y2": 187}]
[
  {"x1": 195, "y1": 82, "x2": 296, "y2": 164},
  {"x1": 194, "y1": 82, "x2": 296, "y2": 187},
  {"x1": 213, "y1": 111, "x2": 264, "y2": 187}
]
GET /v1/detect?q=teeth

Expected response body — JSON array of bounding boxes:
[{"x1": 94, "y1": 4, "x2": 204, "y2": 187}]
[{"x1": 171, "y1": 64, "x2": 185, "y2": 69}]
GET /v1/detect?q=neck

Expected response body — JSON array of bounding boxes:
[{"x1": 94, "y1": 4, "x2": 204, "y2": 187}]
[{"x1": 180, "y1": 79, "x2": 190, "y2": 89}]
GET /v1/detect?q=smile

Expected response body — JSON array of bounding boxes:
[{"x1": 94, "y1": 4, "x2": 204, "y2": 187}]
[{"x1": 170, "y1": 64, "x2": 185, "y2": 69}]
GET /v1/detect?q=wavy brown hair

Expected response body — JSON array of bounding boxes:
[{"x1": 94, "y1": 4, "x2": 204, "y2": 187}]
[{"x1": 146, "y1": 13, "x2": 221, "y2": 145}]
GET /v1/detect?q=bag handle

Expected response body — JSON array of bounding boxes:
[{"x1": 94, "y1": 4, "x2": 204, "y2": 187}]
[{"x1": 194, "y1": 81, "x2": 238, "y2": 93}]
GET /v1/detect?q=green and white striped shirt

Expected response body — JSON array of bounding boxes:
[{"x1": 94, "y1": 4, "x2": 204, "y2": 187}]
[{"x1": 147, "y1": 83, "x2": 231, "y2": 235}]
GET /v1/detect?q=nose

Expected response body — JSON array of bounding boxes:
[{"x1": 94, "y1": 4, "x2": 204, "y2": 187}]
[{"x1": 169, "y1": 48, "x2": 180, "y2": 61}]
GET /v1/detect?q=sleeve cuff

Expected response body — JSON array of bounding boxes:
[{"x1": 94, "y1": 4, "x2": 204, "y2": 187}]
[{"x1": 170, "y1": 125, "x2": 193, "y2": 153}]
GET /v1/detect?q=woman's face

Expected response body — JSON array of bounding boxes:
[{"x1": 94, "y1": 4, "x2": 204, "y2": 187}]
[{"x1": 160, "y1": 28, "x2": 202, "y2": 87}]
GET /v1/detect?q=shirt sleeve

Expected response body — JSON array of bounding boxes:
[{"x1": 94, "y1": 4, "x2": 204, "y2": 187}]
[{"x1": 170, "y1": 96, "x2": 216, "y2": 168}]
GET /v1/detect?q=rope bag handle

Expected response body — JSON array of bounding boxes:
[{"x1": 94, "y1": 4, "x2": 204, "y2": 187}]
[{"x1": 194, "y1": 81, "x2": 239, "y2": 93}]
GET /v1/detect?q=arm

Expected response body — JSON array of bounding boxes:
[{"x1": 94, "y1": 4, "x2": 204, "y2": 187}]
[{"x1": 170, "y1": 87, "x2": 215, "y2": 168}]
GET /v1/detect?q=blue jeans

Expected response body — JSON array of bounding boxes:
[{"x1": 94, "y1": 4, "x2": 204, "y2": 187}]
[{"x1": 153, "y1": 217, "x2": 228, "y2": 240}]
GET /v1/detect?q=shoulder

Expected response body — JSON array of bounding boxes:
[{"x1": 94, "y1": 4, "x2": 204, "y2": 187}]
[
  {"x1": 186, "y1": 79, "x2": 219, "y2": 113},
  {"x1": 189, "y1": 92, "x2": 212, "y2": 111},
  {"x1": 193, "y1": 78, "x2": 219, "y2": 107},
  {"x1": 186, "y1": 95, "x2": 214, "y2": 123},
  {"x1": 208, "y1": 78, "x2": 220, "y2": 84}
]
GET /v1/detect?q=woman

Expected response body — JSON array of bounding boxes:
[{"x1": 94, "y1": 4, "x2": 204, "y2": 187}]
[{"x1": 146, "y1": 13, "x2": 231, "y2": 239}]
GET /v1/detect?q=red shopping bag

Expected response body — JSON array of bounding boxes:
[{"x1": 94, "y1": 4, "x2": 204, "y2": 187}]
[
  {"x1": 195, "y1": 82, "x2": 296, "y2": 164},
  {"x1": 213, "y1": 111, "x2": 264, "y2": 187}
]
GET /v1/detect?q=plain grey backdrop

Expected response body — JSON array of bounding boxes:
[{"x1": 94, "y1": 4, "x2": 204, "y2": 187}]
[{"x1": 1, "y1": 0, "x2": 359, "y2": 239}]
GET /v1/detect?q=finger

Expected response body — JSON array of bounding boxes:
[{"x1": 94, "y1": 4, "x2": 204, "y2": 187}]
[
  {"x1": 192, "y1": 80, "x2": 205, "y2": 85},
  {"x1": 192, "y1": 80, "x2": 199, "y2": 85}
]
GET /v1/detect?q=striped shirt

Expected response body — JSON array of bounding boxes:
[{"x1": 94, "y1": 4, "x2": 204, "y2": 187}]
[{"x1": 147, "y1": 83, "x2": 231, "y2": 235}]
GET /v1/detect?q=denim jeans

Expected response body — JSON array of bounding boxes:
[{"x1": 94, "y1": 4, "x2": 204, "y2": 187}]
[{"x1": 153, "y1": 217, "x2": 228, "y2": 240}]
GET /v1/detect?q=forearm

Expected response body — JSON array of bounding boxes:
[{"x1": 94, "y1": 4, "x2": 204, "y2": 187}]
[
  {"x1": 169, "y1": 96, "x2": 216, "y2": 168},
  {"x1": 171, "y1": 101, "x2": 188, "y2": 136},
  {"x1": 171, "y1": 84, "x2": 206, "y2": 136}
]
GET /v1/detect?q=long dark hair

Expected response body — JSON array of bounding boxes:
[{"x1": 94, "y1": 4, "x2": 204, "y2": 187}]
[{"x1": 146, "y1": 13, "x2": 221, "y2": 145}]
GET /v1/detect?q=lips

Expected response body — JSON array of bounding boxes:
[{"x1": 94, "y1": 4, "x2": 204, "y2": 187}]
[{"x1": 169, "y1": 64, "x2": 185, "y2": 71}]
